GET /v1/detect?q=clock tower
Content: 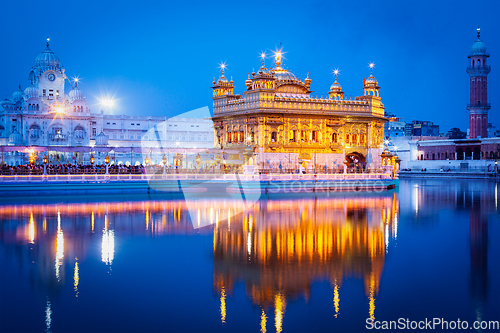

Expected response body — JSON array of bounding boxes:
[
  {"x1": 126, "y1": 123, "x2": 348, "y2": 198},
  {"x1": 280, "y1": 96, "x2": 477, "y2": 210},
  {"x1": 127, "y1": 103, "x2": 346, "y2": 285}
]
[{"x1": 29, "y1": 37, "x2": 67, "y2": 103}]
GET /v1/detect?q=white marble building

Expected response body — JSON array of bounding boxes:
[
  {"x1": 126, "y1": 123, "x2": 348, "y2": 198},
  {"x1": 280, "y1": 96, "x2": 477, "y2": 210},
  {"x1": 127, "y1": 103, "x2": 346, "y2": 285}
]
[{"x1": 0, "y1": 39, "x2": 214, "y2": 165}]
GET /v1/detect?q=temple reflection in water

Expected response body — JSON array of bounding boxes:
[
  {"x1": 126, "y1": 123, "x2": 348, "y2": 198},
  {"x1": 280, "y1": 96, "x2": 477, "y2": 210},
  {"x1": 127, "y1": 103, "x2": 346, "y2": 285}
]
[
  {"x1": 1, "y1": 180, "x2": 497, "y2": 332},
  {"x1": 0, "y1": 194, "x2": 398, "y2": 329},
  {"x1": 213, "y1": 194, "x2": 399, "y2": 330}
]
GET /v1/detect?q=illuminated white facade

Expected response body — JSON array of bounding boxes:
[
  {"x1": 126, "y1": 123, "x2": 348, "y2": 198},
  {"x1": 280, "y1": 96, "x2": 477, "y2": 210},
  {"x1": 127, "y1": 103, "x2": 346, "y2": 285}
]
[{"x1": 0, "y1": 39, "x2": 214, "y2": 154}]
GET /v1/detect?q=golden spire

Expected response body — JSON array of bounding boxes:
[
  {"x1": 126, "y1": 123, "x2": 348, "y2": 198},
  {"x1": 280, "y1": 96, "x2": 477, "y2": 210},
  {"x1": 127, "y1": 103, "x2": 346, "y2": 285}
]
[
  {"x1": 260, "y1": 51, "x2": 267, "y2": 68},
  {"x1": 218, "y1": 62, "x2": 227, "y2": 77},
  {"x1": 274, "y1": 51, "x2": 282, "y2": 68},
  {"x1": 272, "y1": 47, "x2": 285, "y2": 70},
  {"x1": 369, "y1": 63, "x2": 375, "y2": 76},
  {"x1": 46, "y1": 36, "x2": 50, "y2": 47},
  {"x1": 477, "y1": 26, "x2": 480, "y2": 39},
  {"x1": 332, "y1": 68, "x2": 340, "y2": 82}
]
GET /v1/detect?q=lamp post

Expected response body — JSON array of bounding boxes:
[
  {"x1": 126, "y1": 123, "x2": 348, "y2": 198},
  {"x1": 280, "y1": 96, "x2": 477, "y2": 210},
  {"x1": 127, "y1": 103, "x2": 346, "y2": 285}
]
[
  {"x1": 43, "y1": 154, "x2": 47, "y2": 176},
  {"x1": 162, "y1": 154, "x2": 167, "y2": 174},
  {"x1": 105, "y1": 153, "x2": 110, "y2": 175}
]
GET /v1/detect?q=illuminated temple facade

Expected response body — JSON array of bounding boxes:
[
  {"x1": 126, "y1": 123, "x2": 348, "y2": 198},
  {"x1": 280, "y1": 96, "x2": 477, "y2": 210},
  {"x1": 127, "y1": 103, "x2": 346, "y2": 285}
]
[{"x1": 212, "y1": 52, "x2": 387, "y2": 169}]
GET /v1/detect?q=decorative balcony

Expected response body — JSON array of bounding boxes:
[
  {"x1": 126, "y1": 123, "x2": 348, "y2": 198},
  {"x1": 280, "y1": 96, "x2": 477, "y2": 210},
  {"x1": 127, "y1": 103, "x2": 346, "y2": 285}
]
[{"x1": 467, "y1": 103, "x2": 491, "y2": 109}]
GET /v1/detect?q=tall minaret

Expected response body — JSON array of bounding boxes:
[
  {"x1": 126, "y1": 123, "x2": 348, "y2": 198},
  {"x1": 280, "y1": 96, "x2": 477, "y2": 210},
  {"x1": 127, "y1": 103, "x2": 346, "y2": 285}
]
[{"x1": 467, "y1": 27, "x2": 491, "y2": 139}]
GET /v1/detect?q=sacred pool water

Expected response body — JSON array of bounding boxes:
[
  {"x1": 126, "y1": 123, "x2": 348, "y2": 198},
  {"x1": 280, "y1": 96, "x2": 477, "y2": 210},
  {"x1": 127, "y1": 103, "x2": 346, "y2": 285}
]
[{"x1": 0, "y1": 179, "x2": 498, "y2": 332}]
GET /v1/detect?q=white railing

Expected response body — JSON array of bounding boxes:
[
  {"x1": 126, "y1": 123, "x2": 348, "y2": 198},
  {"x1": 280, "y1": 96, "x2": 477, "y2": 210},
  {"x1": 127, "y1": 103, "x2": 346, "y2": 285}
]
[{"x1": 0, "y1": 173, "x2": 393, "y2": 183}]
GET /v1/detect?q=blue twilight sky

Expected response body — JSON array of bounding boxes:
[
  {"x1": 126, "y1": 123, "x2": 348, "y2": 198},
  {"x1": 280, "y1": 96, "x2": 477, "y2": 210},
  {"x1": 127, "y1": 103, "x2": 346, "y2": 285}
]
[{"x1": 0, "y1": 0, "x2": 499, "y2": 133}]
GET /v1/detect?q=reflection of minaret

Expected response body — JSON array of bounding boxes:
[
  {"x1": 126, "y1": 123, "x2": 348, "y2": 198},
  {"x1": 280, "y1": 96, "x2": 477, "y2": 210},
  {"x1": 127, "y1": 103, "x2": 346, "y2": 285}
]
[{"x1": 469, "y1": 193, "x2": 488, "y2": 311}]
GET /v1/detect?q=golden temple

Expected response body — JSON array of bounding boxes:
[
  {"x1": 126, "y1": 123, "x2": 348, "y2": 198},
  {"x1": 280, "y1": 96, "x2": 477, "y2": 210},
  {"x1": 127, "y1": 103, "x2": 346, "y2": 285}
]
[{"x1": 212, "y1": 51, "x2": 387, "y2": 171}]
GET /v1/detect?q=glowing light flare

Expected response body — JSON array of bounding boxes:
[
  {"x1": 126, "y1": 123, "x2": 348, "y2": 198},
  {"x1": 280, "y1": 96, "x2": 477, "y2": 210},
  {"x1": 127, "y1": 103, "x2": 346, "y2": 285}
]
[
  {"x1": 101, "y1": 229, "x2": 115, "y2": 265},
  {"x1": 385, "y1": 223, "x2": 389, "y2": 253},
  {"x1": 274, "y1": 293, "x2": 285, "y2": 333},
  {"x1": 332, "y1": 68, "x2": 340, "y2": 78},
  {"x1": 333, "y1": 282, "x2": 340, "y2": 318},
  {"x1": 100, "y1": 97, "x2": 115, "y2": 109},
  {"x1": 74, "y1": 260, "x2": 79, "y2": 297},
  {"x1": 272, "y1": 47, "x2": 286, "y2": 67},
  {"x1": 261, "y1": 310, "x2": 267, "y2": 333},
  {"x1": 45, "y1": 298, "x2": 52, "y2": 332},
  {"x1": 29, "y1": 212, "x2": 35, "y2": 244},
  {"x1": 218, "y1": 62, "x2": 227, "y2": 76},
  {"x1": 220, "y1": 287, "x2": 227, "y2": 324},
  {"x1": 394, "y1": 213, "x2": 398, "y2": 240},
  {"x1": 369, "y1": 62, "x2": 375, "y2": 69},
  {"x1": 247, "y1": 231, "x2": 252, "y2": 257},
  {"x1": 55, "y1": 211, "x2": 64, "y2": 281}
]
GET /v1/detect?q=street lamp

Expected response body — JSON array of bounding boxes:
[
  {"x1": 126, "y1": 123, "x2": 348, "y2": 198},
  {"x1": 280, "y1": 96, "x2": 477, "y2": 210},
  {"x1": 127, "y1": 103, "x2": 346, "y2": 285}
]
[
  {"x1": 145, "y1": 156, "x2": 150, "y2": 166},
  {"x1": 43, "y1": 154, "x2": 48, "y2": 176},
  {"x1": 90, "y1": 154, "x2": 95, "y2": 166}
]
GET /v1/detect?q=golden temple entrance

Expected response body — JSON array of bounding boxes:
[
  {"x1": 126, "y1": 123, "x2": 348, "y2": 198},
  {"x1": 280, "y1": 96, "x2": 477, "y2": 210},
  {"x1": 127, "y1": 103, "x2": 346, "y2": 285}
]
[{"x1": 345, "y1": 152, "x2": 366, "y2": 172}]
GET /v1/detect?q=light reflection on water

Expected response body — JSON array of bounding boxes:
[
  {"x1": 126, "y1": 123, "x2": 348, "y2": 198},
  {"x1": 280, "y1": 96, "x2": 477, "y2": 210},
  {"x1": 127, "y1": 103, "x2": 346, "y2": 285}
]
[{"x1": 0, "y1": 179, "x2": 498, "y2": 332}]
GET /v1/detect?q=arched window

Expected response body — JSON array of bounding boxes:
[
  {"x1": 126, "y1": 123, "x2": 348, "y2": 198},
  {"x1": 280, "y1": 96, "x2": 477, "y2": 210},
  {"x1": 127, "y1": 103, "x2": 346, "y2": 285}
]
[
  {"x1": 271, "y1": 132, "x2": 277, "y2": 143},
  {"x1": 346, "y1": 134, "x2": 350, "y2": 143},
  {"x1": 332, "y1": 133, "x2": 337, "y2": 143},
  {"x1": 312, "y1": 131, "x2": 318, "y2": 142},
  {"x1": 301, "y1": 130, "x2": 308, "y2": 142},
  {"x1": 478, "y1": 59, "x2": 481, "y2": 66},
  {"x1": 472, "y1": 60, "x2": 475, "y2": 67},
  {"x1": 36, "y1": 104, "x2": 39, "y2": 111},
  {"x1": 352, "y1": 134, "x2": 357, "y2": 143}
]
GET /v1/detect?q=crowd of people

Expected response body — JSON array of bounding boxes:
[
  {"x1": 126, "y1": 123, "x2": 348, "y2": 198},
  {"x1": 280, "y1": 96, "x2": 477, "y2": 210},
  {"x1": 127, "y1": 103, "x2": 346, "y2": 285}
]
[
  {"x1": 0, "y1": 163, "x2": 146, "y2": 175},
  {"x1": 0, "y1": 162, "x2": 389, "y2": 176}
]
